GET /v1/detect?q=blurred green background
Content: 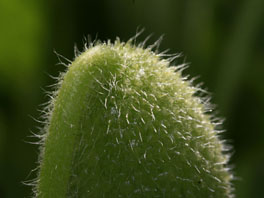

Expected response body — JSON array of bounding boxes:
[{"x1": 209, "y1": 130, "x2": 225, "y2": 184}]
[{"x1": 0, "y1": 0, "x2": 263, "y2": 197}]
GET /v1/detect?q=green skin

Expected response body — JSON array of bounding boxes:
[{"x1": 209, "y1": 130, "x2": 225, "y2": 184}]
[{"x1": 36, "y1": 41, "x2": 233, "y2": 197}]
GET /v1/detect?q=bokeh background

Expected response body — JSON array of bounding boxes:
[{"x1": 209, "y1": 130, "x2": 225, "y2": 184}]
[{"x1": 0, "y1": 0, "x2": 263, "y2": 197}]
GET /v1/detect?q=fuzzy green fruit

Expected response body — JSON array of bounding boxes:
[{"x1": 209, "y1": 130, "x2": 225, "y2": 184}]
[{"x1": 35, "y1": 40, "x2": 233, "y2": 197}]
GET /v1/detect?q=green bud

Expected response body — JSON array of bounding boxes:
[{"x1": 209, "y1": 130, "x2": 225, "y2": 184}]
[{"x1": 35, "y1": 39, "x2": 233, "y2": 197}]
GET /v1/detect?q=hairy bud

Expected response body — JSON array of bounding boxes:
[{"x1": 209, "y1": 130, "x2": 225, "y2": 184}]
[{"x1": 35, "y1": 39, "x2": 233, "y2": 197}]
